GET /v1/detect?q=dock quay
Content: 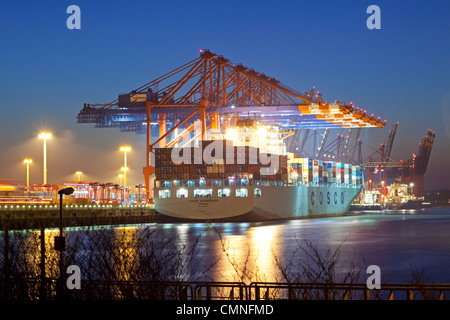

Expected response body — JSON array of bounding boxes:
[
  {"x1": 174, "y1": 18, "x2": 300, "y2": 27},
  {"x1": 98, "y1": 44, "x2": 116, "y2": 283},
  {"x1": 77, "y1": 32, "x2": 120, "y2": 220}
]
[{"x1": 0, "y1": 204, "x2": 158, "y2": 230}]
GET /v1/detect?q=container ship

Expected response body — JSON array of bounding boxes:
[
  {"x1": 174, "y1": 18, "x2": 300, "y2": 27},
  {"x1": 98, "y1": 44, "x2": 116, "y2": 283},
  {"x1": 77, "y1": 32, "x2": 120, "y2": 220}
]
[{"x1": 153, "y1": 123, "x2": 363, "y2": 221}]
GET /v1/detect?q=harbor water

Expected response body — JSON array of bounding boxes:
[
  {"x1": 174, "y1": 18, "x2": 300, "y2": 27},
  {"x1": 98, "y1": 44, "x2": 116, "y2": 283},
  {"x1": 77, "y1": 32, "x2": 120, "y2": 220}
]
[{"x1": 2, "y1": 207, "x2": 450, "y2": 285}]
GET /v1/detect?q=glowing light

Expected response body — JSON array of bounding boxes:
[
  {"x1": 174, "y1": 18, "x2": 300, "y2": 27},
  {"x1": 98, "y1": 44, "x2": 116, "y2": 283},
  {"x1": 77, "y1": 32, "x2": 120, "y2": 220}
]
[
  {"x1": 38, "y1": 132, "x2": 52, "y2": 140},
  {"x1": 21, "y1": 165, "x2": 32, "y2": 188},
  {"x1": 256, "y1": 126, "x2": 267, "y2": 136},
  {"x1": 38, "y1": 132, "x2": 52, "y2": 184},
  {"x1": 226, "y1": 128, "x2": 237, "y2": 140},
  {"x1": 120, "y1": 146, "x2": 131, "y2": 186}
]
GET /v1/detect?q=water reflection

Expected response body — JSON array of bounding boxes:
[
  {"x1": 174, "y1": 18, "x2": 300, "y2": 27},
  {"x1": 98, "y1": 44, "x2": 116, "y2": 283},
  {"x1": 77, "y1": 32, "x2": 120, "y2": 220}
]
[
  {"x1": 3, "y1": 229, "x2": 60, "y2": 279},
  {"x1": 2, "y1": 208, "x2": 450, "y2": 287},
  {"x1": 113, "y1": 226, "x2": 138, "y2": 281},
  {"x1": 203, "y1": 223, "x2": 282, "y2": 283},
  {"x1": 248, "y1": 225, "x2": 280, "y2": 282}
]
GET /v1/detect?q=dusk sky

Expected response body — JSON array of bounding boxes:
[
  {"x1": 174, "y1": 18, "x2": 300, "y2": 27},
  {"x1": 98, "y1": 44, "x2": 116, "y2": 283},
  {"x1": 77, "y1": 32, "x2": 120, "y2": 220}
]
[{"x1": 1, "y1": 0, "x2": 449, "y2": 191}]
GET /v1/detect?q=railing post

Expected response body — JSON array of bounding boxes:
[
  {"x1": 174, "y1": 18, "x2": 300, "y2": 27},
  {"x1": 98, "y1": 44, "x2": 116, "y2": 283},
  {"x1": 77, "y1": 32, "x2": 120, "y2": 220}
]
[
  {"x1": 255, "y1": 285, "x2": 260, "y2": 300},
  {"x1": 343, "y1": 291, "x2": 349, "y2": 300},
  {"x1": 388, "y1": 290, "x2": 394, "y2": 300},
  {"x1": 302, "y1": 290, "x2": 308, "y2": 300},
  {"x1": 324, "y1": 288, "x2": 330, "y2": 300},
  {"x1": 288, "y1": 286, "x2": 295, "y2": 300},
  {"x1": 364, "y1": 289, "x2": 370, "y2": 300},
  {"x1": 206, "y1": 286, "x2": 211, "y2": 300},
  {"x1": 179, "y1": 285, "x2": 187, "y2": 300},
  {"x1": 406, "y1": 289, "x2": 413, "y2": 300}
]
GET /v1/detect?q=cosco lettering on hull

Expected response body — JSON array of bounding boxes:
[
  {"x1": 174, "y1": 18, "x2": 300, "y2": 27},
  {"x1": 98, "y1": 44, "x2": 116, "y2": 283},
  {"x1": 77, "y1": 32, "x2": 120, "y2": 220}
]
[{"x1": 311, "y1": 191, "x2": 344, "y2": 205}]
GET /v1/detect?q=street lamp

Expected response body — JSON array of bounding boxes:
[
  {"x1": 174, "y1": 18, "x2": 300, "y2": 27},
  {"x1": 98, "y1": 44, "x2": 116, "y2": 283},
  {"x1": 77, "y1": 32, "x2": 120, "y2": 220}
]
[
  {"x1": 121, "y1": 167, "x2": 128, "y2": 186},
  {"x1": 24, "y1": 159, "x2": 32, "y2": 187},
  {"x1": 120, "y1": 146, "x2": 131, "y2": 186},
  {"x1": 76, "y1": 171, "x2": 82, "y2": 182},
  {"x1": 55, "y1": 186, "x2": 74, "y2": 299},
  {"x1": 38, "y1": 132, "x2": 52, "y2": 184}
]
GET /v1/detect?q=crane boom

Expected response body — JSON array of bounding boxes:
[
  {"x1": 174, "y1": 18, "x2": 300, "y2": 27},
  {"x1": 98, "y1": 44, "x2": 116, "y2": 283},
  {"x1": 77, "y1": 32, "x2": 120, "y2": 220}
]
[{"x1": 384, "y1": 122, "x2": 398, "y2": 160}]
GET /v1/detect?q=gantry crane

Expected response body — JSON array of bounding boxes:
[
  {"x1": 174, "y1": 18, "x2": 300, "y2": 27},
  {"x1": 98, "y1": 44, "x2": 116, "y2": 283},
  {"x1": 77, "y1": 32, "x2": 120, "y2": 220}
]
[
  {"x1": 78, "y1": 50, "x2": 386, "y2": 200},
  {"x1": 361, "y1": 127, "x2": 435, "y2": 197}
]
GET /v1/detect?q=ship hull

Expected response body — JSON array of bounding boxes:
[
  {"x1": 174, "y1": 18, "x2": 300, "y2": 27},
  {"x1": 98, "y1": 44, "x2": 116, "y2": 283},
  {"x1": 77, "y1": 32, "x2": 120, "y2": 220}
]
[
  {"x1": 154, "y1": 184, "x2": 362, "y2": 221},
  {"x1": 154, "y1": 194, "x2": 253, "y2": 220},
  {"x1": 253, "y1": 185, "x2": 362, "y2": 220},
  {"x1": 386, "y1": 199, "x2": 431, "y2": 210}
]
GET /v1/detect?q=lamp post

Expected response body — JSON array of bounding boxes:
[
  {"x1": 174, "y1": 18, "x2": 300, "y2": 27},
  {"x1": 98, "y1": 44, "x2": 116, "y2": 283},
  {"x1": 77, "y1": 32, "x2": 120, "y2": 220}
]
[
  {"x1": 55, "y1": 187, "x2": 74, "y2": 299},
  {"x1": 119, "y1": 174, "x2": 124, "y2": 186},
  {"x1": 38, "y1": 133, "x2": 52, "y2": 184},
  {"x1": 76, "y1": 171, "x2": 82, "y2": 182},
  {"x1": 121, "y1": 168, "x2": 128, "y2": 204},
  {"x1": 121, "y1": 167, "x2": 128, "y2": 186},
  {"x1": 120, "y1": 146, "x2": 131, "y2": 186},
  {"x1": 24, "y1": 159, "x2": 32, "y2": 187}
]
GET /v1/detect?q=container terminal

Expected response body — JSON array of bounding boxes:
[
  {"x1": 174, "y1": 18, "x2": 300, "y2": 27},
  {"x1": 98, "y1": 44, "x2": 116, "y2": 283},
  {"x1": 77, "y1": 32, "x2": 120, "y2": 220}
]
[{"x1": 1, "y1": 51, "x2": 435, "y2": 217}]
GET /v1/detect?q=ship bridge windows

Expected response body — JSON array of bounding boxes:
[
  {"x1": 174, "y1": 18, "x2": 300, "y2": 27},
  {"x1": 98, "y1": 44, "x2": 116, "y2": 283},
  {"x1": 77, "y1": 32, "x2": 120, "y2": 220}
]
[
  {"x1": 254, "y1": 188, "x2": 261, "y2": 197},
  {"x1": 213, "y1": 180, "x2": 223, "y2": 187},
  {"x1": 172, "y1": 180, "x2": 181, "y2": 187},
  {"x1": 225, "y1": 178, "x2": 249, "y2": 187},
  {"x1": 185, "y1": 180, "x2": 195, "y2": 187},
  {"x1": 195, "y1": 179, "x2": 208, "y2": 187},
  {"x1": 235, "y1": 188, "x2": 248, "y2": 197},
  {"x1": 226, "y1": 178, "x2": 236, "y2": 187},
  {"x1": 158, "y1": 189, "x2": 171, "y2": 199},
  {"x1": 176, "y1": 189, "x2": 188, "y2": 198},
  {"x1": 194, "y1": 189, "x2": 213, "y2": 198},
  {"x1": 237, "y1": 179, "x2": 249, "y2": 186},
  {"x1": 159, "y1": 181, "x2": 172, "y2": 188},
  {"x1": 218, "y1": 188, "x2": 231, "y2": 197}
]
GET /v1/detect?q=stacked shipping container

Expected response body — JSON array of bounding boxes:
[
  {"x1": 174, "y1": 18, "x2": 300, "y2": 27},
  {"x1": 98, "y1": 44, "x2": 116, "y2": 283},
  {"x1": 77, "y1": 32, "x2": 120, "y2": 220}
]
[
  {"x1": 155, "y1": 141, "x2": 288, "y2": 182},
  {"x1": 288, "y1": 157, "x2": 362, "y2": 185},
  {"x1": 155, "y1": 142, "x2": 361, "y2": 185}
]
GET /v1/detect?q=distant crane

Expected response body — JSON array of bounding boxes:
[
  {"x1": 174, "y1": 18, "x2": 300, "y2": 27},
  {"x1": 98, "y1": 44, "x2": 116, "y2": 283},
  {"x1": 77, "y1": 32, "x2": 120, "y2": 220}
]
[
  {"x1": 363, "y1": 122, "x2": 399, "y2": 193},
  {"x1": 412, "y1": 129, "x2": 435, "y2": 197},
  {"x1": 361, "y1": 127, "x2": 435, "y2": 198}
]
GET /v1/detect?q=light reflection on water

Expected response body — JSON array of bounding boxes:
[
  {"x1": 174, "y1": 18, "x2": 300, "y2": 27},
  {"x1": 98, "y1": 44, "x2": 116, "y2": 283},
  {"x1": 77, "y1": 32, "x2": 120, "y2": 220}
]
[{"x1": 3, "y1": 207, "x2": 450, "y2": 284}]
